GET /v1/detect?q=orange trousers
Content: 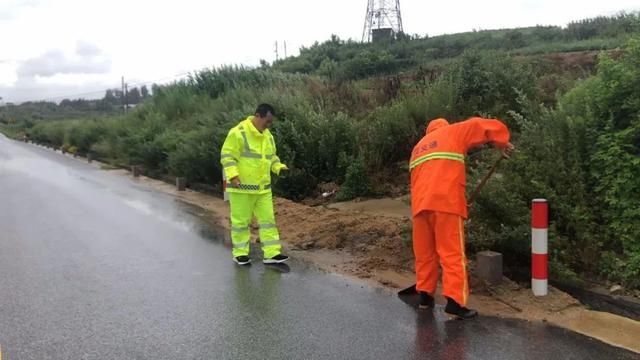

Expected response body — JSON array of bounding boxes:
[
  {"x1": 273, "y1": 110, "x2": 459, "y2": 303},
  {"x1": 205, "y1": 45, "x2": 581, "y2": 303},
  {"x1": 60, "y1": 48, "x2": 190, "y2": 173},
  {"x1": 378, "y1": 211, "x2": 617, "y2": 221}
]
[{"x1": 413, "y1": 210, "x2": 469, "y2": 306}]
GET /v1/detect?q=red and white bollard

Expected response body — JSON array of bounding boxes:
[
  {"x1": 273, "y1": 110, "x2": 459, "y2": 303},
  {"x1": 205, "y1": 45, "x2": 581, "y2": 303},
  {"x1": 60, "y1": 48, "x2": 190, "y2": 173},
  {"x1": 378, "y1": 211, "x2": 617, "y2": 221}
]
[
  {"x1": 531, "y1": 199, "x2": 548, "y2": 296},
  {"x1": 222, "y1": 171, "x2": 229, "y2": 202}
]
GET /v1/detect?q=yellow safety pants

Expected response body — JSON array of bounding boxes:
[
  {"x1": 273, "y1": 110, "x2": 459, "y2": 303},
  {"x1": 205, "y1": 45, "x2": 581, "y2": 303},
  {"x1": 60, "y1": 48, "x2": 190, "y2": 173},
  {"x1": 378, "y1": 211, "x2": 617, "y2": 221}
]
[{"x1": 229, "y1": 192, "x2": 281, "y2": 259}]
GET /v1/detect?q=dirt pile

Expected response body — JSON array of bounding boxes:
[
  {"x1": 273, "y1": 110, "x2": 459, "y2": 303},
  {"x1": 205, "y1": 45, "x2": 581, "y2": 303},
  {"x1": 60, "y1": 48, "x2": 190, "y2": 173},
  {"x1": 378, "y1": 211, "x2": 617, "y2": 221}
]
[{"x1": 274, "y1": 197, "x2": 414, "y2": 274}]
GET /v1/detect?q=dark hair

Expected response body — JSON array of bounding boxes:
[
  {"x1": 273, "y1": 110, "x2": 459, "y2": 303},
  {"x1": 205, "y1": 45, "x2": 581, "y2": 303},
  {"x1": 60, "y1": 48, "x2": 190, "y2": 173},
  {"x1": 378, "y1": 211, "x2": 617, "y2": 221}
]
[{"x1": 255, "y1": 103, "x2": 276, "y2": 117}]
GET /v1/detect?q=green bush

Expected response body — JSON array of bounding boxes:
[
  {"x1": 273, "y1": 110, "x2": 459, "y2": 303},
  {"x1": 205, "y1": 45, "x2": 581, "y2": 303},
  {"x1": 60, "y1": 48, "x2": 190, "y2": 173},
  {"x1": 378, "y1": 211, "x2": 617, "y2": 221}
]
[
  {"x1": 336, "y1": 157, "x2": 370, "y2": 201},
  {"x1": 454, "y1": 50, "x2": 535, "y2": 119},
  {"x1": 65, "y1": 120, "x2": 107, "y2": 153},
  {"x1": 273, "y1": 167, "x2": 318, "y2": 201},
  {"x1": 167, "y1": 128, "x2": 220, "y2": 183},
  {"x1": 30, "y1": 121, "x2": 67, "y2": 146}
]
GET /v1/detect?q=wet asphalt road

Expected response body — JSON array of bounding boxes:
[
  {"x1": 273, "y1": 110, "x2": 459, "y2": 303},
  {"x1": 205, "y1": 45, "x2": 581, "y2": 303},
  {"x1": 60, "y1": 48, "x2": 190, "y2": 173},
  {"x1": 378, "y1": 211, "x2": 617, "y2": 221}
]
[{"x1": 0, "y1": 134, "x2": 638, "y2": 360}]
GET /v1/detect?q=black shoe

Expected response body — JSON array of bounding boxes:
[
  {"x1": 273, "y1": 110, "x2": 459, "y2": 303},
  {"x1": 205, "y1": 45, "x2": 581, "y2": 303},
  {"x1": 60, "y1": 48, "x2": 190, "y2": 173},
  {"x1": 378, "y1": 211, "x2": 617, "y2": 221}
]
[
  {"x1": 263, "y1": 254, "x2": 289, "y2": 264},
  {"x1": 418, "y1": 291, "x2": 435, "y2": 309},
  {"x1": 445, "y1": 297, "x2": 478, "y2": 319},
  {"x1": 233, "y1": 256, "x2": 251, "y2": 266},
  {"x1": 418, "y1": 292, "x2": 435, "y2": 309}
]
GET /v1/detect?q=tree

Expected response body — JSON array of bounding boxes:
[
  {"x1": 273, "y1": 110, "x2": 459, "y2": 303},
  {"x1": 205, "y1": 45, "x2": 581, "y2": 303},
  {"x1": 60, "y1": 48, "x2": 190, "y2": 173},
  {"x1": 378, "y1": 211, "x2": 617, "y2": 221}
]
[
  {"x1": 505, "y1": 30, "x2": 526, "y2": 49},
  {"x1": 317, "y1": 57, "x2": 337, "y2": 79},
  {"x1": 141, "y1": 85, "x2": 150, "y2": 99},
  {"x1": 127, "y1": 87, "x2": 141, "y2": 104},
  {"x1": 259, "y1": 59, "x2": 270, "y2": 69},
  {"x1": 104, "y1": 89, "x2": 117, "y2": 105}
]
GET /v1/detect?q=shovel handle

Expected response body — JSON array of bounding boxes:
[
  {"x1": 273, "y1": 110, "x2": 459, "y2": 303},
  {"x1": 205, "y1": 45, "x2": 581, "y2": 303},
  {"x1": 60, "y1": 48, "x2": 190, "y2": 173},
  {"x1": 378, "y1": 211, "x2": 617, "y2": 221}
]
[{"x1": 468, "y1": 155, "x2": 504, "y2": 206}]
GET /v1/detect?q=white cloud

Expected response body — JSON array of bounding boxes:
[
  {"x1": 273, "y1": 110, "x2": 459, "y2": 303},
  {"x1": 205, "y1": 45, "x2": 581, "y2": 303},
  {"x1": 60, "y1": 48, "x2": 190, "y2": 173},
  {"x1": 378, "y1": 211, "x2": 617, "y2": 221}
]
[
  {"x1": 76, "y1": 41, "x2": 102, "y2": 57},
  {"x1": 17, "y1": 44, "x2": 111, "y2": 79},
  {"x1": 0, "y1": 0, "x2": 41, "y2": 20},
  {"x1": 0, "y1": 61, "x2": 18, "y2": 87}
]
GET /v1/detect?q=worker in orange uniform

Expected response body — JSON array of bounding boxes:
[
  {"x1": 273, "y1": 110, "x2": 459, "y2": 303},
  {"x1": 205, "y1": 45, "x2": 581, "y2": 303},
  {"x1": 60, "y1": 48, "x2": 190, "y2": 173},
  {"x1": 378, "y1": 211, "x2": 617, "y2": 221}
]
[{"x1": 410, "y1": 117, "x2": 515, "y2": 319}]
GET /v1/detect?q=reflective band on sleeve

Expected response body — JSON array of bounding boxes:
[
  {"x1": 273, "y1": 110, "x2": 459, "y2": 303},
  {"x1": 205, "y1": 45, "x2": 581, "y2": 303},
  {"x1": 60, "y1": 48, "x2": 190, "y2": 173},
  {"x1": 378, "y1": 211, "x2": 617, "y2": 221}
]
[
  {"x1": 410, "y1": 152, "x2": 464, "y2": 170},
  {"x1": 224, "y1": 162, "x2": 238, "y2": 168},
  {"x1": 266, "y1": 155, "x2": 274, "y2": 160},
  {"x1": 221, "y1": 154, "x2": 236, "y2": 160}
]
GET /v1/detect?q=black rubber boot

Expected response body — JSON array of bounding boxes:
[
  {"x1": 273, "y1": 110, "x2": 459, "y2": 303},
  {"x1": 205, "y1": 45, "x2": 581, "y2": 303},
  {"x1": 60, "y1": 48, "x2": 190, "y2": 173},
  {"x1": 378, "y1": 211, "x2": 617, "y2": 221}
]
[
  {"x1": 444, "y1": 297, "x2": 478, "y2": 319},
  {"x1": 418, "y1": 292, "x2": 435, "y2": 309}
]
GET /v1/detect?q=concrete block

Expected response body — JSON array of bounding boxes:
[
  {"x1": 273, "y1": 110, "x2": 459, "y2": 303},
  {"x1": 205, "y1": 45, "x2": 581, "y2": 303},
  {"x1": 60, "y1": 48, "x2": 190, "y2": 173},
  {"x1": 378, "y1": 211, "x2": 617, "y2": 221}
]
[
  {"x1": 476, "y1": 251, "x2": 503, "y2": 285},
  {"x1": 87, "y1": 153, "x2": 93, "y2": 163},
  {"x1": 131, "y1": 166, "x2": 141, "y2": 177}
]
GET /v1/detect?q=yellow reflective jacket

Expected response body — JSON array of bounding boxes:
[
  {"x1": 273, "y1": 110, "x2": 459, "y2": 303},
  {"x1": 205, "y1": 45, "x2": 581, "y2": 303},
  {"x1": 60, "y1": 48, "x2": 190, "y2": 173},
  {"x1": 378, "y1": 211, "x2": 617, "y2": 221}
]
[{"x1": 220, "y1": 116, "x2": 287, "y2": 194}]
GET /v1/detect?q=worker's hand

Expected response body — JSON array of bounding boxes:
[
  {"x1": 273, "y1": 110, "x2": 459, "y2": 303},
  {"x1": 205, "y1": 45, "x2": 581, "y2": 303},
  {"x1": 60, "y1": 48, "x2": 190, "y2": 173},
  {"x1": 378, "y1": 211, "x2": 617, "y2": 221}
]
[
  {"x1": 502, "y1": 143, "x2": 515, "y2": 159},
  {"x1": 230, "y1": 176, "x2": 241, "y2": 187},
  {"x1": 280, "y1": 164, "x2": 289, "y2": 171}
]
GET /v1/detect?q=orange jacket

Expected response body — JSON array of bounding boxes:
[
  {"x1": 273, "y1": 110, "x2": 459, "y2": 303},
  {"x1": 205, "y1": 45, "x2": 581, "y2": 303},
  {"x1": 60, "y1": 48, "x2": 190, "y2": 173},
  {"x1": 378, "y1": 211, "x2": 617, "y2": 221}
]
[{"x1": 410, "y1": 117, "x2": 510, "y2": 218}]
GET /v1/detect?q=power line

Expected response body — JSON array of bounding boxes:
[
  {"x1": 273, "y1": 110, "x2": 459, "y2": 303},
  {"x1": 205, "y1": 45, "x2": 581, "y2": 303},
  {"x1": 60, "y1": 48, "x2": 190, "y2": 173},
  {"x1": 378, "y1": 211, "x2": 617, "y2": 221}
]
[
  {"x1": 39, "y1": 87, "x2": 120, "y2": 102},
  {"x1": 127, "y1": 72, "x2": 190, "y2": 88}
]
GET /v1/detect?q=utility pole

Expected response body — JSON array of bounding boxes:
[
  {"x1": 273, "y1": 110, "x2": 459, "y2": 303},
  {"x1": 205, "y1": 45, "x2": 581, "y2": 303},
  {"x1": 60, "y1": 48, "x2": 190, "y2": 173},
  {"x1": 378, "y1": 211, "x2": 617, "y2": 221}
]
[
  {"x1": 284, "y1": 41, "x2": 287, "y2": 58},
  {"x1": 121, "y1": 76, "x2": 125, "y2": 114},
  {"x1": 275, "y1": 41, "x2": 279, "y2": 61},
  {"x1": 124, "y1": 82, "x2": 129, "y2": 114}
]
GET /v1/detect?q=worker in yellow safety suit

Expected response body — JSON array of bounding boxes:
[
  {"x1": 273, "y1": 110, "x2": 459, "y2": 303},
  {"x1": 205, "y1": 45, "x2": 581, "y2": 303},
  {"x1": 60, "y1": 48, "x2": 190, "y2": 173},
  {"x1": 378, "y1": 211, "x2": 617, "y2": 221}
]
[{"x1": 220, "y1": 104, "x2": 289, "y2": 265}]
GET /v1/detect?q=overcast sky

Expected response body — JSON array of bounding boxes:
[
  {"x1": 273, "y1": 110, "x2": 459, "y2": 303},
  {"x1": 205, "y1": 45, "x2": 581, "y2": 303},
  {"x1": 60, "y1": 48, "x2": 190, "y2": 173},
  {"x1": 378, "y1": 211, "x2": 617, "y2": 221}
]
[{"x1": 0, "y1": 0, "x2": 638, "y2": 103}]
